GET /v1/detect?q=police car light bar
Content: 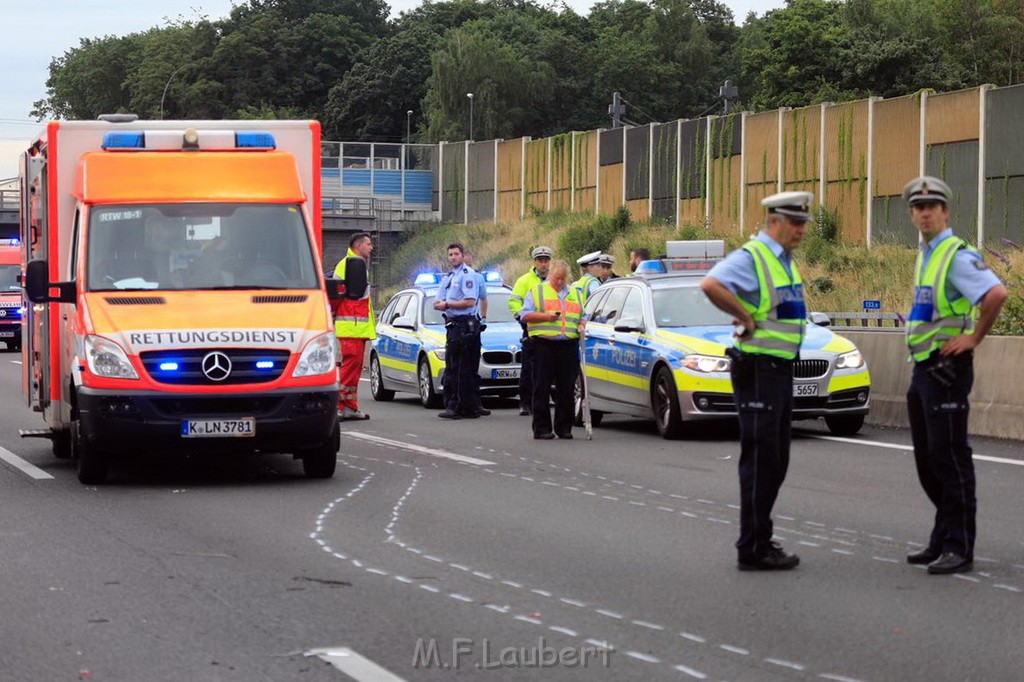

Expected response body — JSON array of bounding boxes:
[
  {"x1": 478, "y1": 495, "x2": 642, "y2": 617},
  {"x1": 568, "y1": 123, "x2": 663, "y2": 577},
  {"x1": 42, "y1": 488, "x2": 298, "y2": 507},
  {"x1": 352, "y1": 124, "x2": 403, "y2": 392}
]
[
  {"x1": 101, "y1": 130, "x2": 277, "y2": 151},
  {"x1": 482, "y1": 270, "x2": 503, "y2": 284},
  {"x1": 666, "y1": 240, "x2": 724, "y2": 259},
  {"x1": 414, "y1": 272, "x2": 442, "y2": 286}
]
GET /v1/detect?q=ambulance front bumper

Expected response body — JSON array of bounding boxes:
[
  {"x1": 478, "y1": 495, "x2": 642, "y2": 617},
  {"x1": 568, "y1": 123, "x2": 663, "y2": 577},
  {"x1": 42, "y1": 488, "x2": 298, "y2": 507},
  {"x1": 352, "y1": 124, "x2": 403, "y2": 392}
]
[{"x1": 77, "y1": 385, "x2": 339, "y2": 455}]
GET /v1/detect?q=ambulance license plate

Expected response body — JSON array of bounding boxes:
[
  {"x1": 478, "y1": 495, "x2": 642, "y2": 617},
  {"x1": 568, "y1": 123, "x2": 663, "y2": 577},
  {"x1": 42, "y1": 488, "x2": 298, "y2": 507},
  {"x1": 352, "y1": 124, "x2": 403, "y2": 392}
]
[
  {"x1": 793, "y1": 383, "x2": 819, "y2": 397},
  {"x1": 492, "y1": 368, "x2": 520, "y2": 379},
  {"x1": 0, "y1": 331, "x2": 13, "y2": 338},
  {"x1": 181, "y1": 418, "x2": 255, "y2": 438}
]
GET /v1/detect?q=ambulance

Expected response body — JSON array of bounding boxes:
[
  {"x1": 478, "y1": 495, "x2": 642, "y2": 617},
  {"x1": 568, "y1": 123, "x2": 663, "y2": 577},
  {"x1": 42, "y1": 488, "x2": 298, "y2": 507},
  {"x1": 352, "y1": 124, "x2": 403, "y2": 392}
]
[
  {"x1": 19, "y1": 117, "x2": 342, "y2": 483},
  {"x1": 0, "y1": 236, "x2": 24, "y2": 351}
]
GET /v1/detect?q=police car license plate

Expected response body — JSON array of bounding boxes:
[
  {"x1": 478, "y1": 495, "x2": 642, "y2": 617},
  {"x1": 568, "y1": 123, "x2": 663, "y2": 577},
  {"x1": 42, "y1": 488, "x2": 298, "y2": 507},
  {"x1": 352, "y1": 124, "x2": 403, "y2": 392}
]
[
  {"x1": 181, "y1": 418, "x2": 255, "y2": 438},
  {"x1": 492, "y1": 368, "x2": 520, "y2": 379},
  {"x1": 793, "y1": 383, "x2": 819, "y2": 397}
]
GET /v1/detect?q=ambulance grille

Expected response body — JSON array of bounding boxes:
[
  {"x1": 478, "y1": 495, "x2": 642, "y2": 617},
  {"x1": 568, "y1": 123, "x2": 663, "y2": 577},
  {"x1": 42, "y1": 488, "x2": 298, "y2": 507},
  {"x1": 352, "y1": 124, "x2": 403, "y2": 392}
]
[
  {"x1": 794, "y1": 359, "x2": 829, "y2": 379},
  {"x1": 252, "y1": 295, "x2": 308, "y2": 304},
  {"x1": 104, "y1": 296, "x2": 166, "y2": 305},
  {"x1": 140, "y1": 349, "x2": 291, "y2": 385}
]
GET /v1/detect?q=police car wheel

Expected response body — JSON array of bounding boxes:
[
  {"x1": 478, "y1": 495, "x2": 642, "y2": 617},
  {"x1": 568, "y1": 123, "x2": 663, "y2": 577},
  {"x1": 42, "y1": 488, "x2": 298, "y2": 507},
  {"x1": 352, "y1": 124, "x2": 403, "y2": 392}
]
[
  {"x1": 824, "y1": 414, "x2": 865, "y2": 437},
  {"x1": 73, "y1": 419, "x2": 108, "y2": 485},
  {"x1": 652, "y1": 366, "x2": 686, "y2": 440},
  {"x1": 573, "y1": 374, "x2": 603, "y2": 427},
  {"x1": 369, "y1": 353, "x2": 395, "y2": 401},
  {"x1": 301, "y1": 423, "x2": 339, "y2": 479},
  {"x1": 418, "y1": 358, "x2": 443, "y2": 409}
]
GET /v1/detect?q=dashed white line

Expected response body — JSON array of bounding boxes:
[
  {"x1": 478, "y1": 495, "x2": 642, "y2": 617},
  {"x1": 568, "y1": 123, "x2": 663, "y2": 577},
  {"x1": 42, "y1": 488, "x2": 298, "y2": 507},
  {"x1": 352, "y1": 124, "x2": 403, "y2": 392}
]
[
  {"x1": 596, "y1": 609, "x2": 623, "y2": 620},
  {"x1": 626, "y1": 651, "x2": 661, "y2": 663},
  {"x1": 632, "y1": 620, "x2": 665, "y2": 631},
  {"x1": 549, "y1": 626, "x2": 579, "y2": 637},
  {"x1": 419, "y1": 584, "x2": 440, "y2": 593},
  {"x1": 719, "y1": 644, "x2": 749, "y2": 655},
  {"x1": 673, "y1": 663, "x2": 707, "y2": 679},
  {"x1": 766, "y1": 657, "x2": 806, "y2": 671},
  {"x1": 810, "y1": 434, "x2": 1024, "y2": 466},
  {"x1": 515, "y1": 615, "x2": 543, "y2": 625},
  {"x1": 305, "y1": 647, "x2": 405, "y2": 682},
  {"x1": 679, "y1": 632, "x2": 706, "y2": 644}
]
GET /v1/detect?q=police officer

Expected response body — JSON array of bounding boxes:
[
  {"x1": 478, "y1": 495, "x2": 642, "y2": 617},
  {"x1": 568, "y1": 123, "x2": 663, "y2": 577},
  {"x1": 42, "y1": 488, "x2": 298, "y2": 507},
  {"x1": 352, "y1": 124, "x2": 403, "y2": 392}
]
[
  {"x1": 701, "y1": 191, "x2": 813, "y2": 571},
  {"x1": 902, "y1": 176, "x2": 1007, "y2": 575},
  {"x1": 520, "y1": 260, "x2": 584, "y2": 439},
  {"x1": 433, "y1": 242, "x2": 482, "y2": 420},
  {"x1": 572, "y1": 251, "x2": 614, "y2": 306},
  {"x1": 462, "y1": 249, "x2": 490, "y2": 416},
  {"x1": 509, "y1": 246, "x2": 552, "y2": 416},
  {"x1": 629, "y1": 248, "x2": 650, "y2": 274}
]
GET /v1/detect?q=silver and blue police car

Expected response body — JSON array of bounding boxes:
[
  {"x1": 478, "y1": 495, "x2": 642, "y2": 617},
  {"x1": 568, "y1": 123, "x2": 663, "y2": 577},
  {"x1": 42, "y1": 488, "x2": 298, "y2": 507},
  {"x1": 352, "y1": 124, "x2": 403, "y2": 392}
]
[
  {"x1": 369, "y1": 272, "x2": 523, "y2": 407},
  {"x1": 578, "y1": 241, "x2": 871, "y2": 439}
]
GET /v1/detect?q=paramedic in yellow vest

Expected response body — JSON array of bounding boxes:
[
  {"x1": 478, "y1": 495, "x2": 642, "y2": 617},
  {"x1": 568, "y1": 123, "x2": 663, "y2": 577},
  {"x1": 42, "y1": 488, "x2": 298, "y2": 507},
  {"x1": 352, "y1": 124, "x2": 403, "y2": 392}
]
[
  {"x1": 701, "y1": 191, "x2": 813, "y2": 572},
  {"x1": 520, "y1": 260, "x2": 584, "y2": 440},
  {"x1": 333, "y1": 232, "x2": 376, "y2": 420},
  {"x1": 509, "y1": 246, "x2": 552, "y2": 416},
  {"x1": 901, "y1": 176, "x2": 1006, "y2": 575}
]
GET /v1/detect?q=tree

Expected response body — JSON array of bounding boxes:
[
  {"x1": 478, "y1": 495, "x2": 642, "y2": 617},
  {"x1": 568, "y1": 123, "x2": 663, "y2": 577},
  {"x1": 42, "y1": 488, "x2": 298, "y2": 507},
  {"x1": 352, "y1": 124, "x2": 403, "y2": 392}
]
[{"x1": 32, "y1": 35, "x2": 143, "y2": 119}]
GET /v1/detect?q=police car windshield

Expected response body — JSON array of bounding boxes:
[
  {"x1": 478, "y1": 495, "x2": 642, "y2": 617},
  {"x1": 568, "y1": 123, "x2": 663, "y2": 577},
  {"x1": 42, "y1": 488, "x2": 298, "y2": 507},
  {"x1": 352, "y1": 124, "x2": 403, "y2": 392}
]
[
  {"x1": 422, "y1": 290, "x2": 515, "y2": 325},
  {"x1": 0, "y1": 265, "x2": 19, "y2": 291},
  {"x1": 651, "y1": 284, "x2": 732, "y2": 328},
  {"x1": 86, "y1": 203, "x2": 319, "y2": 292}
]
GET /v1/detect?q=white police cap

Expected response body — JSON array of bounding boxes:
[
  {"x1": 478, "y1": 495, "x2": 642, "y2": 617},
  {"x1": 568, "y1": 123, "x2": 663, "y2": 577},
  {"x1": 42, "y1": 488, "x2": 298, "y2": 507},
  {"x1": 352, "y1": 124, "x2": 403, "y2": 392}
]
[
  {"x1": 762, "y1": 191, "x2": 814, "y2": 223},
  {"x1": 531, "y1": 245, "x2": 553, "y2": 259},
  {"x1": 902, "y1": 176, "x2": 950, "y2": 206},
  {"x1": 576, "y1": 250, "x2": 602, "y2": 266},
  {"x1": 597, "y1": 253, "x2": 616, "y2": 266}
]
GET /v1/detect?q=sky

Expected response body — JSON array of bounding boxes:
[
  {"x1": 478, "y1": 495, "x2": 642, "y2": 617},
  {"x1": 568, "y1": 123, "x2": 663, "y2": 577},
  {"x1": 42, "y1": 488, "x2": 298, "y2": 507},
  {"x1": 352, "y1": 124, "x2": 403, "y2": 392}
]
[{"x1": 0, "y1": 0, "x2": 784, "y2": 178}]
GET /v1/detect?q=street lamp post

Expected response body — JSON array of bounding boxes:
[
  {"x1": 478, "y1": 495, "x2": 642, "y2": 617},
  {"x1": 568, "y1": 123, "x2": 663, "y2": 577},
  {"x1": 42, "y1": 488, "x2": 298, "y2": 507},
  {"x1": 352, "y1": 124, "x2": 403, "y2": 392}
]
[
  {"x1": 159, "y1": 64, "x2": 188, "y2": 120},
  {"x1": 405, "y1": 110, "x2": 413, "y2": 170},
  {"x1": 466, "y1": 92, "x2": 474, "y2": 142}
]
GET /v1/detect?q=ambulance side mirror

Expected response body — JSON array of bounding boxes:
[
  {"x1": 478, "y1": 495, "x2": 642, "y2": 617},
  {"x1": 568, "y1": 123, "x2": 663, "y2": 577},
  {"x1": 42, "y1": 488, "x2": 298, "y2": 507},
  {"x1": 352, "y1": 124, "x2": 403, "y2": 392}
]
[{"x1": 25, "y1": 259, "x2": 76, "y2": 304}]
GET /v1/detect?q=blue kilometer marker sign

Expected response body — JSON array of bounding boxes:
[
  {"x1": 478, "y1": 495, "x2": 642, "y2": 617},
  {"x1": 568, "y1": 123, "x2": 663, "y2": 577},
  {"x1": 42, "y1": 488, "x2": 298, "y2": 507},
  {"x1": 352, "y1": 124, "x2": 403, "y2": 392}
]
[{"x1": 863, "y1": 300, "x2": 882, "y2": 311}]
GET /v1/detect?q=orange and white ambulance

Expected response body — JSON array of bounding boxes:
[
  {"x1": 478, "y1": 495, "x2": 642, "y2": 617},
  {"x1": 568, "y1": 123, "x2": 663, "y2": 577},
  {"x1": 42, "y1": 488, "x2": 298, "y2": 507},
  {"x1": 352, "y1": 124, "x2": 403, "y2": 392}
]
[
  {"x1": 0, "y1": 236, "x2": 23, "y2": 352},
  {"x1": 20, "y1": 117, "x2": 341, "y2": 483}
]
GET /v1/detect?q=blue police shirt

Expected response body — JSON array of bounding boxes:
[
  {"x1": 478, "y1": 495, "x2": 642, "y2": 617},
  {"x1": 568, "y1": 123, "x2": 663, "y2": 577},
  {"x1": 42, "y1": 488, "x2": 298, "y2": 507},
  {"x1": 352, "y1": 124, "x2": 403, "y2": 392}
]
[
  {"x1": 437, "y1": 264, "x2": 480, "y2": 318},
  {"x1": 522, "y1": 284, "x2": 574, "y2": 340},
  {"x1": 706, "y1": 232, "x2": 794, "y2": 307},
  {"x1": 475, "y1": 271, "x2": 488, "y2": 301},
  {"x1": 920, "y1": 229, "x2": 1003, "y2": 305}
]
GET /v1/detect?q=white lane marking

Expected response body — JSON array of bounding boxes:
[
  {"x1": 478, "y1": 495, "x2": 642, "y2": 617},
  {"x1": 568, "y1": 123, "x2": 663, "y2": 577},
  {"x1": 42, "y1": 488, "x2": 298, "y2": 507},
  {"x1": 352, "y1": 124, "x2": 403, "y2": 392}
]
[
  {"x1": 305, "y1": 647, "x2": 405, "y2": 682},
  {"x1": 550, "y1": 625, "x2": 579, "y2": 637},
  {"x1": 674, "y1": 663, "x2": 708, "y2": 679},
  {"x1": 10, "y1": 360, "x2": 22, "y2": 365},
  {"x1": 0, "y1": 446, "x2": 55, "y2": 480},
  {"x1": 719, "y1": 644, "x2": 749, "y2": 655},
  {"x1": 679, "y1": 632, "x2": 706, "y2": 644},
  {"x1": 766, "y1": 657, "x2": 806, "y2": 671},
  {"x1": 626, "y1": 651, "x2": 661, "y2": 663},
  {"x1": 811, "y1": 435, "x2": 1024, "y2": 466},
  {"x1": 342, "y1": 431, "x2": 495, "y2": 465}
]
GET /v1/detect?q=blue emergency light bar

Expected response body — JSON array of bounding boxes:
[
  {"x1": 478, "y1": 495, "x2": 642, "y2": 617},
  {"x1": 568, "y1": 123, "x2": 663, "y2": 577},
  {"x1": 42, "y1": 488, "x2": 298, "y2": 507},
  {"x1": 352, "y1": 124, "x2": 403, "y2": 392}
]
[
  {"x1": 0, "y1": 238, "x2": 20, "y2": 246},
  {"x1": 101, "y1": 130, "x2": 276, "y2": 151},
  {"x1": 414, "y1": 272, "x2": 442, "y2": 286},
  {"x1": 635, "y1": 258, "x2": 721, "y2": 277},
  {"x1": 482, "y1": 270, "x2": 502, "y2": 284},
  {"x1": 158, "y1": 362, "x2": 179, "y2": 372}
]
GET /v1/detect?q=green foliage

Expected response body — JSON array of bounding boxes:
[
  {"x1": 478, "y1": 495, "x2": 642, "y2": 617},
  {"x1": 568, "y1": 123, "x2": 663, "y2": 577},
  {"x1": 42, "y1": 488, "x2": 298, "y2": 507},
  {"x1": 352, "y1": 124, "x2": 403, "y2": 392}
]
[
  {"x1": 678, "y1": 221, "x2": 707, "y2": 241},
  {"x1": 810, "y1": 276, "x2": 836, "y2": 294},
  {"x1": 557, "y1": 208, "x2": 631, "y2": 259}
]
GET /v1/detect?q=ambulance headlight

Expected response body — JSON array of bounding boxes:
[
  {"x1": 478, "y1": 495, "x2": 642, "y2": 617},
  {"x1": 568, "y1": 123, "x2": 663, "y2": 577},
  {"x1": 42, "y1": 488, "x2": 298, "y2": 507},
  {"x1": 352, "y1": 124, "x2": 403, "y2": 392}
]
[
  {"x1": 85, "y1": 336, "x2": 138, "y2": 379},
  {"x1": 836, "y1": 350, "x2": 864, "y2": 369},
  {"x1": 683, "y1": 354, "x2": 731, "y2": 373},
  {"x1": 293, "y1": 332, "x2": 337, "y2": 377}
]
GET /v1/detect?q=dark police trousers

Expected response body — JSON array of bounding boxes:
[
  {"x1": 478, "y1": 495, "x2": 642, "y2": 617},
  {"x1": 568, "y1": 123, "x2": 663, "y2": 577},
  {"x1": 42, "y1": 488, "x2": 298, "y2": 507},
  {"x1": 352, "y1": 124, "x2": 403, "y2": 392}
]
[
  {"x1": 443, "y1": 317, "x2": 481, "y2": 416},
  {"x1": 531, "y1": 338, "x2": 578, "y2": 436},
  {"x1": 907, "y1": 351, "x2": 976, "y2": 559},
  {"x1": 730, "y1": 353, "x2": 793, "y2": 560},
  {"x1": 519, "y1": 332, "x2": 535, "y2": 410}
]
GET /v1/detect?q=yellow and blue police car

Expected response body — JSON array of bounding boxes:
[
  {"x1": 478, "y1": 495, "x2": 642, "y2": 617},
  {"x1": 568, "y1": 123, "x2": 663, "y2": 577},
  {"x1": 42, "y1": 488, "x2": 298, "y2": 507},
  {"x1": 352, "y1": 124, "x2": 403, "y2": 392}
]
[
  {"x1": 369, "y1": 272, "x2": 523, "y2": 407},
  {"x1": 579, "y1": 241, "x2": 871, "y2": 438}
]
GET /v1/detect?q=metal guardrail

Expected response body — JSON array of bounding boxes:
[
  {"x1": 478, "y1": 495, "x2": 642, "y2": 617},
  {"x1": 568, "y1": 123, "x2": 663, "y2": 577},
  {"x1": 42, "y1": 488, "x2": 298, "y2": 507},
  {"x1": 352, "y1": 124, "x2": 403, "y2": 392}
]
[
  {"x1": 821, "y1": 312, "x2": 904, "y2": 330},
  {"x1": 0, "y1": 188, "x2": 19, "y2": 211}
]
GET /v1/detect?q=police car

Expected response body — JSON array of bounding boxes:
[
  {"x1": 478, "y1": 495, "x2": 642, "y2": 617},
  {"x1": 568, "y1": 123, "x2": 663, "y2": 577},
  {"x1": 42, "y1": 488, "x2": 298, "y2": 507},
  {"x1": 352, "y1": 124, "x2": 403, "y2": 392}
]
[
  {"x1": 369, "y1": 272, "x2": 523, "y2": 407},
  {"x1": 578, "y1": 241, "x2": 871, "y2": 438}
]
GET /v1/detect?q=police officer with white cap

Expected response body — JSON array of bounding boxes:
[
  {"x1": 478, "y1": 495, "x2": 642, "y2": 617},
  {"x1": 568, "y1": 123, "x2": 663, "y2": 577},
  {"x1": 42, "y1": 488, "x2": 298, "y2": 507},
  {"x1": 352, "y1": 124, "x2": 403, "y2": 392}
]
[
  {"x1": 700, "y1": 191, "x2": 813, "y2": 571},
  {"x1": 572, "y1": 251, "x2": 609, "y2": 306},
  {"x1": 509, "y1": 246, "x2": 553, "y2": 415},
  {"x1": 902, "y1": 176, "x2": 1007, "y2": 575}
]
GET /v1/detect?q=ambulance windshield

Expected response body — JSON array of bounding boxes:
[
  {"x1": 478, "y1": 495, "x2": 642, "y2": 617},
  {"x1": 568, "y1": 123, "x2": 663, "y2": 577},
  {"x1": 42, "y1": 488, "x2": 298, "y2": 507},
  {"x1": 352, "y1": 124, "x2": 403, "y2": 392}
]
[
  {"x1": 0, "y1": 265, "x2": 20, "y2": 291},
  {"x1": 86, "y1": 203, "x2": 319, "y2": 291}
]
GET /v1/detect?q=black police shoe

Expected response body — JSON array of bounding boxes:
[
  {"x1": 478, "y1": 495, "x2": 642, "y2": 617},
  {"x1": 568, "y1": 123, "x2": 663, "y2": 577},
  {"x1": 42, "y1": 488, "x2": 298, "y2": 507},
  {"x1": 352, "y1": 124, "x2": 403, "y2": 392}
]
[
  {"x1": 556, "y1": 432, "x2": 573, "y2": 439},
  {"x1": 737, "y1": 542, "x2": 800, "y2": 571},
  {"x1": 519, "y1": 407, "x2": 532, "y2": 416},
  {"x1": 907, "y1": 547, "x2": 942, "y2": 565},
  {"x1": 534, "y1": 432, "x2": 555, "y2": 440},
  {"x1": 927, "y1": 553, "x2": 973, "y2": 575},
  {"x1": 475, "y1": 408, "x2": 492, "y2": 416},
  {"x1": 437, "y1": 411, "x2": 462, "y2": 420}
]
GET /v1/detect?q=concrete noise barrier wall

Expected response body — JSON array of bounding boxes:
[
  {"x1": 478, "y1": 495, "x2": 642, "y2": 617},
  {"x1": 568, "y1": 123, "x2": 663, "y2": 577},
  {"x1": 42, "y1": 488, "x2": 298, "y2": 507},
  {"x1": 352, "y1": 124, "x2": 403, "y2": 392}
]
[{"x1": 841, "y1": 331, "x2": 1024, "y2": 441}]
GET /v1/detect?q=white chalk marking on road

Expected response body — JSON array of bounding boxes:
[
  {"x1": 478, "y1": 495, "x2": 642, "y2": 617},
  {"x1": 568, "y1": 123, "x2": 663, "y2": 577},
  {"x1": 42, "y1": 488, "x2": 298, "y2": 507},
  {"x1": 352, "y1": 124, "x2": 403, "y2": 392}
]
[
  {"x1": 679, "y1": 632, "x2": 706, "y2": 644},
  {"x1": 810, "y1": 435, "x2": 1024, "y2": 466},
  {"x1": 365, "y1": 568, "x2": 389, "y2": 576},
  {"x1": 766, "y1": 658, "x2": 806, "y2": 671},
  {"x1": 626, "y1": 651, "x2": 661, "y2": 663},
  {"x1": 673, "y1": 663, "x2": 708, "y2": 679},
  {"x1": 680, "y1": 511, "x2": 698, "y2": 519},
  {"x1": 531, "y1": 589, "x2": 552, "y2": 597},
  {"x1": 0, "y1": 447, "x2": 54, "y2": 480},
  {"x1": 632, "y1": 620, "x2": 665, "y2": 631},
  {"x1": 994, "y1": 584, "x2": 1022, "y2": 592},
  {"x1": 954, "y1": 574, "x2": 981, "y2": 583},
  {"x1": 419, "y1": 584, "x2": 440, "y2": 593},
  {"x1": 596, "y1": 609, "x2": 623, "y2": 620},
  {"x1": 799, "y1": 541, "x2": 821, "y2": 547},
  {"x1": 872, "y1": 556, "x2": 899, "y2": 564},
  {"x1": 449, "y1": 593, "x2": 473, "y2": 602},
  {"x1": 515, "y1": 615, "x2": 543, "y2": 625},
  {"x1": 305, "y1": 647, "x2": 405, "y2": 682},
  {"x1": 560, "y1": 598, "x2": 586, "y2": 608},
  {"x1": 831, "y1": 549, "x2": 854, "y2": 556},
  {"x1": 10, "y1": 360, "x2": 22, "y2": 365},
  {"x1": 485, "y1": 604, "x2": 510, "y2": 614},
  {"x1": 394, "y1": 576, "x2": 413, "y2": 584},
  {"x1": 820, "y1": 674, "x2": 865, "y2": 682},
  {"x1": 719, "y1": 644, "x2": 749, "y2": 655},
  {"x1": 549, "y1": 625, "x2": 578, "y2": 637},
  {"x1": 501, "y1": 580, "x2": 523, "y2": 589},
  {"x1": 341, "y1": 431, "x2": 495, "y2": 465}
]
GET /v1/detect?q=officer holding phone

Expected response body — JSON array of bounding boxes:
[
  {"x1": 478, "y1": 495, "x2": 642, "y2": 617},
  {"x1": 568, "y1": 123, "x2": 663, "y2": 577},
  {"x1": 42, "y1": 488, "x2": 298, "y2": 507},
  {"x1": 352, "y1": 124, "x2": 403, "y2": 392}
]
[
  {"x1": 902, "y1": 176, "x2": 1007, "y2": 575},
  {"x1": 701, "y1": 191, "x2": 813, "y2": 571}
]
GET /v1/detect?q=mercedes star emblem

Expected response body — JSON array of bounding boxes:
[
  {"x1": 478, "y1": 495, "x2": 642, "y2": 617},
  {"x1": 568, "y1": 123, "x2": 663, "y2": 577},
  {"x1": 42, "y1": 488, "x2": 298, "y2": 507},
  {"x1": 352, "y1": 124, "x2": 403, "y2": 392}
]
[{"x1": 201, "y1": 351, "x2": 232, "y2": 381}]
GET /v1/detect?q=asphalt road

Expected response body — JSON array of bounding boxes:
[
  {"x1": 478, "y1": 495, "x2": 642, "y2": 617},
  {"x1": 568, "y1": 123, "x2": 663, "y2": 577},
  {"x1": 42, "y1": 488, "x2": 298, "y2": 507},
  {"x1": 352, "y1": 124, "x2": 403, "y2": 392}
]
[{"x1": 1, "y1": 351, "x2": 1022, "y2": 681}]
